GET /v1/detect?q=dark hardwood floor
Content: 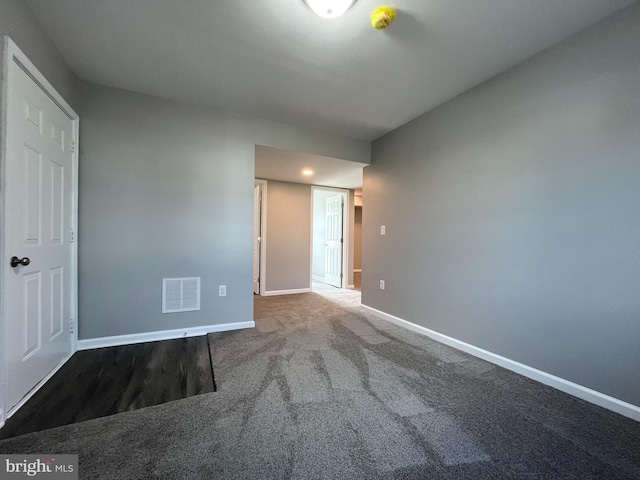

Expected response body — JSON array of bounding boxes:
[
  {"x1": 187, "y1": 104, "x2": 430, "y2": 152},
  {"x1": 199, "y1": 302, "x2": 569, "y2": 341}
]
[{"x1": 0, "y1": 336, "x2": 215, "y2": 440}]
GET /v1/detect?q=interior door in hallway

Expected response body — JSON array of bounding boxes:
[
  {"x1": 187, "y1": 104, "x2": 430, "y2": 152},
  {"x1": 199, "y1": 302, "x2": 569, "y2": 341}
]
[
  {"x1": 324, "y1": 193, "x2": 343, "y2": 288},
  {"x1": 4, "y1": 57, "x2": 76, "y2": 414}
]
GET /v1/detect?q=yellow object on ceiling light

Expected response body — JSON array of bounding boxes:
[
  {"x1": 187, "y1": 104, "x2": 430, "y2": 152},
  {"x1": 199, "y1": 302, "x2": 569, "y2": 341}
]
[
  {"x1": 371, "y1": 6, "x2": 396, "y2": 30},
  {"x1": 304, "y1": 0, "x2": 356, "y2": 19}
]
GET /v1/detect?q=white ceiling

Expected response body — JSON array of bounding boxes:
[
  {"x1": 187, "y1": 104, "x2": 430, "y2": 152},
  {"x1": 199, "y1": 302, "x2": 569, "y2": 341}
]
[
  {"x1": 24, "y1": 0, "x2": 634, "y2": 188},
  {"x1": 25, "y1": 0, "x2": 633, "y2": 142}
]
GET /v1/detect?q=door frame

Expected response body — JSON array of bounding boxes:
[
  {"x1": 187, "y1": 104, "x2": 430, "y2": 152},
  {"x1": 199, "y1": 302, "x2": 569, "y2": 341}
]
[
  {"x1": 0, "y1": 37, "x2": 79, "y2": 427},
  {"x1": 310, "y1": 186, "x2": 353, "y2": 289},
  {"x1": 253, "y1": 180, "x2": 267, "y2": 296}
]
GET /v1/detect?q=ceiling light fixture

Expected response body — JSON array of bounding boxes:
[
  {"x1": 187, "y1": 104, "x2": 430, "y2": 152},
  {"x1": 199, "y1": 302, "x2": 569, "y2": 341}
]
[
  {"x1": 304, "y1": 0, "x2": 356, "y2": 19},
  {"x1": 302, "y1": 169, "x2": 314, "y2": 176}
]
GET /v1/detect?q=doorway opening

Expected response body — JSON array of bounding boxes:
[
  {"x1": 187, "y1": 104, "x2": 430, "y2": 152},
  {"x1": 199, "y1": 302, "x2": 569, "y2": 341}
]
[
  {"x1": 311, "y1": 187, "x2": 359, "y2": 299},
  {"x1": 353, "y1": 190, "x2": 362, "y2": 291},
  {"x1": 253, "y1": 144, "x2": 364, "y2": 301},
  {"x1": 253, "y1": 180, "x2": 267, "y2": 295}
]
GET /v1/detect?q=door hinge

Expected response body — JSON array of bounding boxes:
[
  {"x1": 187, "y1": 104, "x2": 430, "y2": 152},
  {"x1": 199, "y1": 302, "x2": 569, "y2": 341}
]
[
  {"x1": 70, "y1": 228, "x2": 75, "y2": 243},
  {"x1": 72, "y1": 141, "x2": 76, "y2": 153},
  {"x1": 70, "y1": 318, "x2": 75, "y2": 334}
]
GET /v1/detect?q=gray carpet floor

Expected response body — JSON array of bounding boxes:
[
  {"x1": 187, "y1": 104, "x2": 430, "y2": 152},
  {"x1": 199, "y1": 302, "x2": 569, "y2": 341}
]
[{"x1": 1, "y1": 287, "x2": 639, "y2": 479}]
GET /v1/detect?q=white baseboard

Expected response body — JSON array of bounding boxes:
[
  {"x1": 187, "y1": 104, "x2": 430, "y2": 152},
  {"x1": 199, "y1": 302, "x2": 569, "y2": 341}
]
[
  {"x1": 312, "y1": 275, "x2": 325, "y2": 282},
  {"x1": 263, "y1": 288, "x2": 311, "y2": 297},
  {"x1": 361, "y1": 304, "x2": 640, "y2": 422},
  {"x1": 77, "y1": 321, "x2": 255, "y2": 351}
]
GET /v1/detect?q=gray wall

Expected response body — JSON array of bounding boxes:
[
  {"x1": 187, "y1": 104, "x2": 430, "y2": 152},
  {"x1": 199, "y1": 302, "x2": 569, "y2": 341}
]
[
  {"x1": 363, "y1": 4, "x2": 640, "y2": 406},
  {"x1": 265, "y1": 181, "x2": 311, "y2": 292},
  {"x1": 0, "y1": 0, "x2": 79, "y2": 109},
  {"x1": 78, "y1": 83, "x2": 369, "y2": 339}
]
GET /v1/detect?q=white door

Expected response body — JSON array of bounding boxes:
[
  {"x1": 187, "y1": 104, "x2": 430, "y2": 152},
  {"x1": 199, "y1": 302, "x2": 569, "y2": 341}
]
[
  {"x1": 324, "y1": 193, "x2": 343, "y2": 288},
  {"x1": 4, "y1": 58, "x2": 75, "y2": 413},
  {"x1": 253, "y1": 184, "x2": 261, "y2": 294}
]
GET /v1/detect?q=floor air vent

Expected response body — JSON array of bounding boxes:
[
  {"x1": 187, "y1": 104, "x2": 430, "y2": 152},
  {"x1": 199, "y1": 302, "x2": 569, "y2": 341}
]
[{"x1": 162, "y1": 277, "x2": 201, "y2": 313}]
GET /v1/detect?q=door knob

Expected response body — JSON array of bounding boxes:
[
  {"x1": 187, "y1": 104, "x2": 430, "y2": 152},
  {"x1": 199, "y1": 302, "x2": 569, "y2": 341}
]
[{"x1": 10, "y1": 256, "x2": 31, "y2": 268}]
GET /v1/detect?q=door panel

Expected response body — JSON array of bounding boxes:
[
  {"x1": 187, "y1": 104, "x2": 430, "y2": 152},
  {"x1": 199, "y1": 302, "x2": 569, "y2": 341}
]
[
  {"x1": 50, "y1": 159, "x2": 64, "y2": 244},
  {"x1": 24, "y1": 145, "x2": 42, "y2": 244},
  {"x1": 23, "y1": 272, "x2": 42, "y2": 359},
  {"x1": 50, "y1": 267, "x2": 64, "y2": 339},
  {"x1": 4, "y1": 61, "x2": 74, "y2": 412},
  {"x1": 324, "y1": 194, "x2": 343, "y2": 288}
]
